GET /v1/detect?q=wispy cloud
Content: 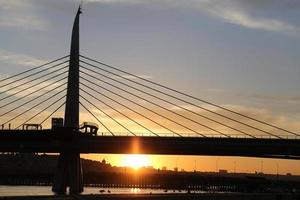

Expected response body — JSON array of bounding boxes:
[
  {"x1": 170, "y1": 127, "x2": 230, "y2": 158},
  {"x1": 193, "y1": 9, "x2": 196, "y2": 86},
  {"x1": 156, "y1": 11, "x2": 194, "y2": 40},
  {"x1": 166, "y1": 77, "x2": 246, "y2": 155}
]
[
  {"x1": 0, "y1": 0, "x2": 47, "y2": 30},
  {"x1": 1, "y1": 0, "x2": 297, "y2": 35},
  {"x1": 251, "y1": 94, "x2": 300, "y2": 104},
  {"x1": 84, "y1": 0, "x2": 300, "y2": 37},
  {"x1": 195, "y1": 0, "x2": 300, "y2": 36},
  {"x1": 0, "y1": 49, "x2": 66, "y2": 98},
  {"x1": 166, "y1": 102, "x2": 300, "y2": 136},
  {"x1": 0, "y1": 49, "x2": 46, "y2": 67},
  {"x1": 0, "y1": 77, "x2": 67, "y2": 99},
  {"x1": 84, "y1": 0, "x2": 140, "y2": 3}
]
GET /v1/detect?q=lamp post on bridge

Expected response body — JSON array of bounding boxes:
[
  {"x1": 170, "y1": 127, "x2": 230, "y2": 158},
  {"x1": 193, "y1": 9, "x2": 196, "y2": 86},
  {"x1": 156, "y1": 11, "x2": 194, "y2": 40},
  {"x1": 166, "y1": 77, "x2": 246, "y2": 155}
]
[{"x1": 52, "y1": 6, "x2": 83, "y2": 194}]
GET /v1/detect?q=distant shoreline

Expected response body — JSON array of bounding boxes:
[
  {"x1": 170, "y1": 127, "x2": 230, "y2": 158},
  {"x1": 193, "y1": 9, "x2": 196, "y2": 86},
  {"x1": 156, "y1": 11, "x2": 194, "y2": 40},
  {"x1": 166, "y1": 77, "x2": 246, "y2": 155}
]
[{"x1": 2, "y1": 154, "x2": 300, "y2": 193}]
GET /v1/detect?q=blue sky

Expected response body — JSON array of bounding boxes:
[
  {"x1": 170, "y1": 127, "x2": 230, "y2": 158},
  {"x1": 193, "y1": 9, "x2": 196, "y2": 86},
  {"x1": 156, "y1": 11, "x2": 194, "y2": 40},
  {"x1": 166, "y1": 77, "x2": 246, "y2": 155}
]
[
  {"x1": 1, "y1": 0, "x2": 299, "y2": 115},
  {"x1": 1, "y1": 0, "x2": 300, "y2": 173}
]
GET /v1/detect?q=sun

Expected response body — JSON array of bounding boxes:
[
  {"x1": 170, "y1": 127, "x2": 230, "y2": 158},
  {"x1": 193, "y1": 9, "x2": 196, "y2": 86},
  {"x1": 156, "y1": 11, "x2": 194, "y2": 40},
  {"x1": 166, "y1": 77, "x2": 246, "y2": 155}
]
[{"x1": 122, "y1": 154, "x2": 151, "y2": 169}]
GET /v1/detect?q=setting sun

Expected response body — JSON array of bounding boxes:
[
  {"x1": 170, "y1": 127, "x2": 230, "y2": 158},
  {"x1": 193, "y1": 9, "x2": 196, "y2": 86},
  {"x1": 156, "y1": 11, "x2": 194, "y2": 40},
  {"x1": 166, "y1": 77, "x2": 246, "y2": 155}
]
[{"x1": 121, "y1": 154, "x2": 151, "y2": 169}]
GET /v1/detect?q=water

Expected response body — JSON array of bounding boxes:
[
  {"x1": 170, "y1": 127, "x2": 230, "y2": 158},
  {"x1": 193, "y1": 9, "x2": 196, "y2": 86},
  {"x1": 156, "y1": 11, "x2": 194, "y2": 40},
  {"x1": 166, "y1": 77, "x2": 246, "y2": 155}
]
[{"x1": 0, "y1": 186, "x2": 188, "y2": 196}]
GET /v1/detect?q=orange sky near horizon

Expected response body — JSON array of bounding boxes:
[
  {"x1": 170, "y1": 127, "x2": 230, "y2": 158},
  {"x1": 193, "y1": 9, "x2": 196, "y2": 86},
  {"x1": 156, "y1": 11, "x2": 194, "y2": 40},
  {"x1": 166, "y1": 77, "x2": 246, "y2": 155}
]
[{"x1": 82, "y1": 154, "x2": 300, "y2": 176}]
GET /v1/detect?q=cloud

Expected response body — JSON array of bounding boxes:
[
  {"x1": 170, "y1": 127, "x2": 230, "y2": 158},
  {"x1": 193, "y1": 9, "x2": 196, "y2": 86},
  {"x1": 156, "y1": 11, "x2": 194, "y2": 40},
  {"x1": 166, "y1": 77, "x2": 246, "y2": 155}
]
[
  {"x1": 196, "y1": 1, "x2": 300, "y2": 36},
  {"x1": 0, "y1": 49, "x2": 67, "y2": 99},
  {"x1": 0, "y1": 15, "x2": 46, "y2": 30},
  {"x1": 0, "y1": 76, "x2": 67, "y2": 99},
  {"x1": 84, "y1": 0, "x2": 140, "y2": 4},
  {"x1": 252, "y1": 94, "x2": 300, "y2": 104},
  {"x1": 166, "y1": 102, "x2": 300, "y2": 137},
  {"x1": 83, "y1": 0, "x2": 300, "y2": 37},
  {"x1": 0, "y1": 49, "x2": 46, "y2": 67},
  {"x1": 0, "y1": 0, "x2": 47, "y2": 30},
  {"x1": 78, "y1": 93, "x2": 300, "y2": 138},
  {"x1": 2, "y1": 0, "x2": 297, "y2": 35}
]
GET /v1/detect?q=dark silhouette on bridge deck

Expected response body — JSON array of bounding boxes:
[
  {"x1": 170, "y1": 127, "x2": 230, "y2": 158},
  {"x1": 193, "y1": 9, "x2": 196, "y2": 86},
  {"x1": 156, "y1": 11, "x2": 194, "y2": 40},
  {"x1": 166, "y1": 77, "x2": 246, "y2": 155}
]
[{"x1": 0, "y1": 6, "x2": 299, "y2": 194}]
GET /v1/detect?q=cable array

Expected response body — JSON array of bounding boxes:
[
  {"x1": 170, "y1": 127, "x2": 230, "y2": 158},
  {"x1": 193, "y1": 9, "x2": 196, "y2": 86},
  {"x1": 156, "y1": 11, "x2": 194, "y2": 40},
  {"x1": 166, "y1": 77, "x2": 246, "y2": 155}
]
[
  {"x1": 78, "y1": 55, "x2": 299, "y2": 138},
  {"x1": 0, "y1": 56, "x2": 68, "y2": 129},
  {"x1": 0, "y1": 53, "x2": 297, "y2": 139}
]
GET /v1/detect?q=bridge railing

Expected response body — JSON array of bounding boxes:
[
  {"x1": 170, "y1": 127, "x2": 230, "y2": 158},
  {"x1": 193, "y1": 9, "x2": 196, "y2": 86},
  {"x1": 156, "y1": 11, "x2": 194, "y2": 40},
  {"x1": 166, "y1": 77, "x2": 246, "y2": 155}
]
[
  {"x1": 98, "y1": 132, "x2": 300, "y2": 139},
  {"x1": 1, "y1": 127, "x2": 299, "y2": 139}
]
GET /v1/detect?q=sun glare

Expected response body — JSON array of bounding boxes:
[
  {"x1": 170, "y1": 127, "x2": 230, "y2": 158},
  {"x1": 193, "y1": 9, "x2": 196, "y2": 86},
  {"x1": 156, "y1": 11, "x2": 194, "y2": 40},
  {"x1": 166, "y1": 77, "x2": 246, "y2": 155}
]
[{"x1": 122, "y1": 154, "x2": 151, "y2": 169}]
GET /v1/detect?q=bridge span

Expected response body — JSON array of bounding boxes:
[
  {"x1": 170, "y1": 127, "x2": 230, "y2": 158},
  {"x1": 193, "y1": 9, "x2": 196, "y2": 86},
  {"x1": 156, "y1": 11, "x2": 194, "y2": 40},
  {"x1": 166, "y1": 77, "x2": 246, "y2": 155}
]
[{"x1": 1, "y1": 129, "x2": 300, "y2": 160}]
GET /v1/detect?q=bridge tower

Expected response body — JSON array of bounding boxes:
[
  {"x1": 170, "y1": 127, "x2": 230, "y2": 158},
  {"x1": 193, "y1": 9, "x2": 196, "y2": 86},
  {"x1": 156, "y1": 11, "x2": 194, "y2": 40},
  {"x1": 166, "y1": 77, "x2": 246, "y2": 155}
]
[{"x1": 52, "y1": 7, "x2": 83, "y2": 194}]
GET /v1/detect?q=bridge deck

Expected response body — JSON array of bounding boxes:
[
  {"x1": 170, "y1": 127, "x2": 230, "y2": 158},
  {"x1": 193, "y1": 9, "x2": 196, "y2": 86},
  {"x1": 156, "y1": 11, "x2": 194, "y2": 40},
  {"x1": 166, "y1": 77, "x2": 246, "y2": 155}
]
[{"x1": 0, "y1": 129, "x2": 300, "y2": 159}]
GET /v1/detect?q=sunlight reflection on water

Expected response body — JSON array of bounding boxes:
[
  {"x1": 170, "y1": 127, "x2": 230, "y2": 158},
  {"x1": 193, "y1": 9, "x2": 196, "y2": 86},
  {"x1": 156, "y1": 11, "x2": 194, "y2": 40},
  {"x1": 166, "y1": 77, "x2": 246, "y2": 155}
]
[{"x1": 131, "y1": 187, "x2": 141, "y2": 193}]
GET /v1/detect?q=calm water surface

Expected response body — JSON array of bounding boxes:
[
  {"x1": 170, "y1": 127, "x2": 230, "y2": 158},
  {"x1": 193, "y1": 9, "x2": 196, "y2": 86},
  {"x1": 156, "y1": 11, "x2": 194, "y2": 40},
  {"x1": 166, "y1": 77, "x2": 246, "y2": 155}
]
[{"x1": 0, "y1": 186, "x2": 190, "y2": 196}]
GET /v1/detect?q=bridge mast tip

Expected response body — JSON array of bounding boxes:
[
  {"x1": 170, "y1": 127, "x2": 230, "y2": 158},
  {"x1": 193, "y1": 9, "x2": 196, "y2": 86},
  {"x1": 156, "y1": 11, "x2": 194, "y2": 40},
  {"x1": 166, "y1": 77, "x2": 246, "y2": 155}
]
[
  {"x1": 78, "y1": 6, "x2": 82, "y2": 14},
  {"x1": 79, "y1": 1, "x2": 83, "y2": 14}
]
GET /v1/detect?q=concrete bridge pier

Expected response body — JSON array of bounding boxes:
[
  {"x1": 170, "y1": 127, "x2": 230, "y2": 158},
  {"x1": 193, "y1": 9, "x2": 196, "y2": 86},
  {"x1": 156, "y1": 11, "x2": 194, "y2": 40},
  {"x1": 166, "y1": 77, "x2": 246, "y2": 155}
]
[{"x1": 52, "y1": 152, "x2": 83, "y2": 194}]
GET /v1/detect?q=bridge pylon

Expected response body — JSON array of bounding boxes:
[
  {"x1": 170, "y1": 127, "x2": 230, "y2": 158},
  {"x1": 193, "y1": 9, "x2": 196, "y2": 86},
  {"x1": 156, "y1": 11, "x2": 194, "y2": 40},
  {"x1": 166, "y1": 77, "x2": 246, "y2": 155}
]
[{"x1": 52, "y1": 7, "x2": 83, "y2": 194}]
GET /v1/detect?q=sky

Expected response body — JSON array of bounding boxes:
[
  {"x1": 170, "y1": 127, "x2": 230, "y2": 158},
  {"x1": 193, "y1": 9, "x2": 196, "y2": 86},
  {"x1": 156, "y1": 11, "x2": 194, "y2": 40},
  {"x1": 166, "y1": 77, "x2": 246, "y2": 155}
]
[{"x1": 0, "y1": 0, "x2": 300, "y2": 174}]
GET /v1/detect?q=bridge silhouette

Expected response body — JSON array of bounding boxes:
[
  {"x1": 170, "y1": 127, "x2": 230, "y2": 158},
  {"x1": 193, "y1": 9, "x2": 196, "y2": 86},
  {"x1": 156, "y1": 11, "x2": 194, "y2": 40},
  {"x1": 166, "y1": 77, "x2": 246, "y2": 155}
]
[{"x1": 0, "y1": 6, "x2": 300, "y2": 194}]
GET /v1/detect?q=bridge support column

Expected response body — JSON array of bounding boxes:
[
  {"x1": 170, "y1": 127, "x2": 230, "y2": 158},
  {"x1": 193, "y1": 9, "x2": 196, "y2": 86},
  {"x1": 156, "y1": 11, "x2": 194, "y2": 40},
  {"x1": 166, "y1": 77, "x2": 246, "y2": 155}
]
[
  {"x1": 52, "y1": 6, "x2": 83, "y2": 194},
  {"x1": 52, "y1": 152, "x2": 83, "y2": 194}
]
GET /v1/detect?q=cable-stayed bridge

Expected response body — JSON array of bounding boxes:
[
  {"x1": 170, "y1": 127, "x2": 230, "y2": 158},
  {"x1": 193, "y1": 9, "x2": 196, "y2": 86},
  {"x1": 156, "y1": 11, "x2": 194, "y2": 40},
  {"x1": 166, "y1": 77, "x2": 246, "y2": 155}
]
[{"x1": 0, "y1": 7, "x2": 300, "y2": 194}]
